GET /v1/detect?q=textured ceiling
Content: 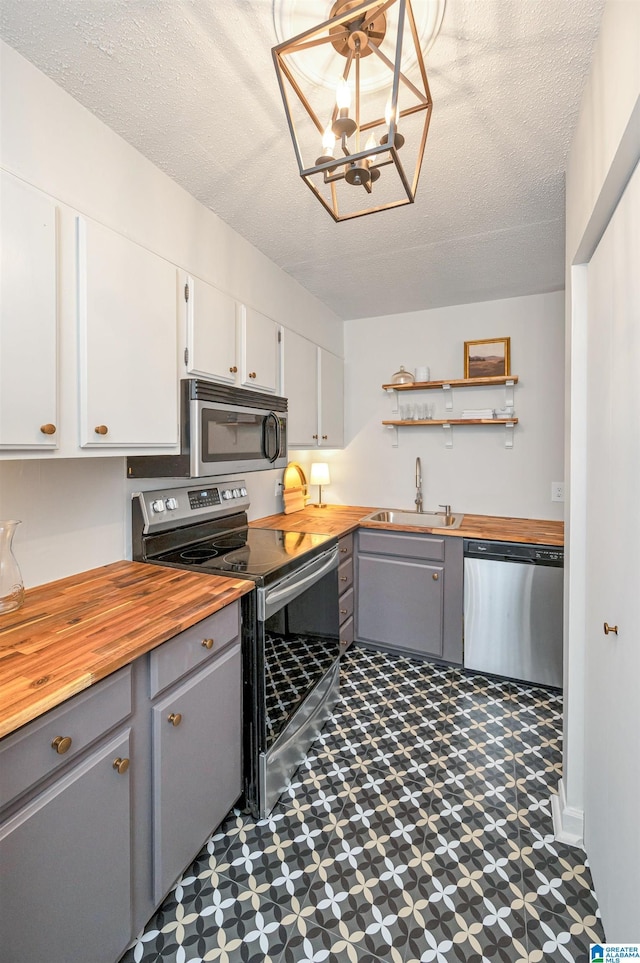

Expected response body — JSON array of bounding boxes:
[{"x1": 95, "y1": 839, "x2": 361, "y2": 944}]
[{"x1": 0, "y1": 0, "x2": 605, "y2": 320}]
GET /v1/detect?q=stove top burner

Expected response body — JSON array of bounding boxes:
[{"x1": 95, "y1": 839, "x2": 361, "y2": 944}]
[
  {"x1": 212, "y1": 533, "x2": 248, "y2": 551},
  {"x1": 180, "y1": 547, "x2": 220, "y2": 561},
  {"x1": 220, "y1": 546, "x2": 286, "y2": 573}
]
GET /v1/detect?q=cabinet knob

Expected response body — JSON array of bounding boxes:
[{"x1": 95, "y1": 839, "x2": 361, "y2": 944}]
[
  {"x1": 340, "y1": 547, "x2": 348, "y2": 554},
  {"x1": 94, "y1": 425, "x2": 109, "y2": 435},
  {"x1": 312, "y1": 434, "x2": 318, "y2": 440},
  {"x1": 51, "y1": 735, "x2": 72, "y2": 754},
  {"x1": 167, "y1": 712, "x2": 182, "y2": 726},
  {"x1": 340, "y1": 608, "x2": 348, "y2": 615},
  {"x1": 40, "y1": 423, "x2": 56, "y2": 435},
  {"x1": 113, "y1": 757, "x2": 130, "y2": 775},
  {"x1": 229, "y1": 366, "x2": 238, "y2": 373},
  {"x1": 603, "y1": 622, "x2": 618, "y2": 636},
  {"x1": 249, "y1": 371, "x2": 257, "y2": 379},
  {"x1": 339, "y1": 640, "x2": 349, "y2": 647},
  {"x1": 322, "y1": 435, "x2": 328, "y2": 440},
  {"x1": 201, "y1": 638, "x2": 215, "y2": 649},
  {"x1": 432, "y1": 573, "x2": 439, "y2": 581}
]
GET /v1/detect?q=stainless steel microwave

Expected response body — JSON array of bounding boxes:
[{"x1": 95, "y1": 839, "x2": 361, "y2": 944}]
[{"x1": 127, "y1": 379, "x2": 287, "y2": 478}]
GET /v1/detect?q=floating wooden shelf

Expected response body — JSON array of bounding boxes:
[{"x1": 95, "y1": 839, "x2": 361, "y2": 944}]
[
  {"x1": 382, "y1": 375, "x2": 519, "y2": 391},
  {"x1": 382, "y1": 418, "x2": 519, "y2": 426}
]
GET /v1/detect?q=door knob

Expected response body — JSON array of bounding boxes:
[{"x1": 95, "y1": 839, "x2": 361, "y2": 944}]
[
  {"x1": 113, "y1": 757, "x2": 130, "y2": 774},
  {"x1": 40, "y1": 423, "x2": 56, "y2": 435},
  {"x1": 229, "y1": 365, "x2": 238, "y2": 373},
  {"x1": 603, "y1": 622, "x2": 618, "y2": 636},
  {"x1": 167, "y1": 712, "x2": 182, "y2": 726},
  {"x1": 432, "y1": 573, "x2": 439, "y2": 581},
  {"x1": 94, "y1": 425, "x2": 109, "y2": 435}
]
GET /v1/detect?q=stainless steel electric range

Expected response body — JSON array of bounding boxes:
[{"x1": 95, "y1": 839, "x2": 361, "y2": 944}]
[{"x1": 132, "y1": 480, "x2": 340, "y2": 819}]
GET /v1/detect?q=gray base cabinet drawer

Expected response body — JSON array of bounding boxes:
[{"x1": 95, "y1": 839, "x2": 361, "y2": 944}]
[
  {"x1": 338, "y1": 532, "x2": 354, "y2": 559},
  {"x1": 339, "y1": 615, "x2": 354, "y2": 650},
  {"x1": 0, "y1": 730, "x2": 132, "y2": 963},
  {"x1": 338, "y1": 555, "x2": 354, "y2": 593},
  {"x1": 0, "y1": 666, "x2": 132, "y2": 809},
  {"x1": 151, "y1": 642, "x2": 242, "y2": 902},
  {"x1": 359, "y1": 530, "x2": 445, "y2": 561},
  {"x1": 149, "y1": 602, "x2": 240, "y2": 697},
  {"x1": 338, "y1": 586, "x2": 354, "y2": 624}
]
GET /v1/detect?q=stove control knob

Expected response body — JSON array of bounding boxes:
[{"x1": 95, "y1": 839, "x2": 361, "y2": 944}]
[
  {"x1": 221, "y1": 489, "x2": 232, "y2": 500},
  {"x1": 232, "y1": 488, "x2": 241, "y2": 498},
  {"x1": 151, "y1": 499, "x2": 166, "y2": 513},
  {"x1": 240, "y1": 487, "x2": 248, "y2": 497},
  {"x1": 165, "y1": 497, "x2": 178, "y2": 510}
]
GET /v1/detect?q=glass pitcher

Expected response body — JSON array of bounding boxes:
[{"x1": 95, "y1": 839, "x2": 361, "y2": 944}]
[{"x1": 0, "y1": 520, "x2": 25, "y2": 613}]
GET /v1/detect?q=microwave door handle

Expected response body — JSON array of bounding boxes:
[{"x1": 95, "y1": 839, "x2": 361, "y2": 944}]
[{"x1": 263, "y1": 411, "x2": 279, "y2": 463}]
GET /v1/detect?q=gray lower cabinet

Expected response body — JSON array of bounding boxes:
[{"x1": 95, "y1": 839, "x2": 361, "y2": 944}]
[
  {"x1": 151, "y1": 642, "x2": 242, "y2": 902},
  {"x1": 338, "y1": 532, "x2": 355, "y2": 651},
  {"x1": 0, "y1": 669, "x2": 133, "y2": 963},
  {"x1": 356, "y1": 529, "x2": 463, "y2": 663},
  {"x1": 0, "y1": 600, "x2": 243, "y2": 963}
]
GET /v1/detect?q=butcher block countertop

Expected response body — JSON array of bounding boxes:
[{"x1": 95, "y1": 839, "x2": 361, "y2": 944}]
[
  {"x1": 0, "y1": 561, "x2": 253, "y2": 740},
  {"x1": 251, "y1": 505, "x2": 564, "y2": 546}
]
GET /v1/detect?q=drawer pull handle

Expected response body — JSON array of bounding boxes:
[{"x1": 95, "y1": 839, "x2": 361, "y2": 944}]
[
  {"x1": 340, "y1": 576, "x2": 348, "y2": 582},
  {"x1": 113, "y1": 757, "x2": 130, "y2": 775},
  {"x1": 201, "y1": 638, "x2": 215, "y2": 649},
  {"x1": 340, "y1": 548, "x2": 348, "y2": 554},
  {"x1": 603, "y1": 622, "x2": 618, "y2": 636},
  {"x1": 168, "y1": 712, "x2": 182, "y2": 727},
  {"x1": 40, "y1": 423, "x2": 56, "y2": 435},
  {"x1": 432, "y1": 573, "x2": 439, "y2": 581},
  {"x1": 51, "y1": 735, "x2": 72, "y2": 754},
  {"x1": 94, "y1": 425, "x2": 109, "y2": 435},
  {"x1": 340, "y1": 608, "x2": 348, "y2": 615},
  {"x1": 229, "y1": 366, "x2": 238, "y2": 373},
  {"x1": 340, "y1": 640, "x2": 349, "y2": 647}
]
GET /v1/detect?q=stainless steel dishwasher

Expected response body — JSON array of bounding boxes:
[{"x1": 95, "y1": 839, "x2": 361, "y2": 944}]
[{"x1": 463, "y1": 539, "x2": 564, "y2": 688}]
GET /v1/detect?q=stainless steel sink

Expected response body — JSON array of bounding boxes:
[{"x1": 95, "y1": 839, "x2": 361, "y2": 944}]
[{"x1": 363, "y1": 509, "x2": 464, "y2": 529}]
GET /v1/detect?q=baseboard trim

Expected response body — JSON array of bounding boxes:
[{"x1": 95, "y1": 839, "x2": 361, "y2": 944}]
[{"x1": 551, "y1": 778, "x2": 584, "y2": 848}]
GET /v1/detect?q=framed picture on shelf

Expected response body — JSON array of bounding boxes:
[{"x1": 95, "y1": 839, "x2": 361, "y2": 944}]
[{"x1": 464, "y1": 337, "x2": 511, "y2": 378}]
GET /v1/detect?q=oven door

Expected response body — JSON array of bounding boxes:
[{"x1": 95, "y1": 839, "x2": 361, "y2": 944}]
[
  {"x1": 192, "y1": 399, "x2": 286, "y2": 476},
  {"x1": 251, "y1": 545, "x2": 340, "y2": 817}
]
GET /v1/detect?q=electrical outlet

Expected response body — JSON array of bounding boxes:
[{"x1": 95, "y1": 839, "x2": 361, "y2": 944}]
[
  {"x1": 275, "y1": 480, "x2": 283, "y2": 496},
  {"x1": 551, "y1": 482, "x2": 565, "y2": 502}
]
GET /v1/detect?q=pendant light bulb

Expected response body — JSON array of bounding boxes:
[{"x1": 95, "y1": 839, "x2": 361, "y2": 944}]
[
  {"x1": 336, "y1": 78, "x2": 351, "y2": 111},
  {"x1": 322, "y1": 125, "x2": 336, "y2": 156},
  {"x1": 365, "y1": 133, "x2": 377, "y2": 152}
]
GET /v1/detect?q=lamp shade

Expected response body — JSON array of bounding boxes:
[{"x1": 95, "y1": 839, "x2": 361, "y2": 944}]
[{"x1": 310, "y1": 462, "x2": 331, "y2": 486}]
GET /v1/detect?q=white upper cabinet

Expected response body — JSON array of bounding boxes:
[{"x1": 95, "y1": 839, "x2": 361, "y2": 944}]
[
  {"x1": 76, "y1": 217, "x2": 178, "y2": 447},
  {"x1": 238, "y1": 304, "x2": 279, "y2": 394},
  {"x1": 183, "y1": 274, "x2": 237, "y2": 384},
  {"x1": 281, "y1": 331, "x2": 345, "y2": 449},
  {"x1": 282, "y1": 329, "x2": 319, "y2": 448},
  {"x1": 0, "y1": 172, "x2": 58, "y2": 448},
  {"x1": 318, "y1": 348, "x2": 344, "y2": 448}
]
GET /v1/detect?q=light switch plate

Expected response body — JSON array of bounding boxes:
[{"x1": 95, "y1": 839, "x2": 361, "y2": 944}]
[{"x1": 551, "y1": 482, "x2": 565, "y2": 502}]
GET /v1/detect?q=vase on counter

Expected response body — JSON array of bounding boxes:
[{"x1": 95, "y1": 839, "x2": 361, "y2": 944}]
[{"x1": 0, "y1": 520, "x2": 25, "y2": 613}]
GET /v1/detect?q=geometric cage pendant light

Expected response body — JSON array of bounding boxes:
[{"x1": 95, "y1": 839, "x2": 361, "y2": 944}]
[{"x1": 272, "y1": 0, "x2": 434, "y2": 221}]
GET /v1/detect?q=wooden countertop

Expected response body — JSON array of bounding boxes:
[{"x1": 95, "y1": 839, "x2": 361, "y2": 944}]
[
  {"x1": 251, "y1": 505, "x2": 564, "y2": 546},
  {"x1": 0, "y1": 561, "x2": 253, "y2": 740}
]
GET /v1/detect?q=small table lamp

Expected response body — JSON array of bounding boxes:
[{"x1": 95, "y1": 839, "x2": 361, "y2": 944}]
[{"x1": 310, "y1": 462, "x2": 331, "y2": 508}]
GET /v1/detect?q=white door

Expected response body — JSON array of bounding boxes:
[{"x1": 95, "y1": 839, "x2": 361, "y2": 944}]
[
  {"x1": 239, "y1": 304, "x2": 279, "y2": 394},
  {"x1": 184, "y1": 274, "x2": 237, "y2": 384},
  {"x1": 77, "y1": 217, "x2": 178, "y2": 448},
  {"x1": 0, "y1": 172, "x2": 58, "y2": 448},
  {"x1": 282, "y1": 329, "x2": 318, "y2": 447},
  {"x1": 319, "y1": 348, "x2": 344, "y2": 448},
  {"x1": 584, "y1": 161, "x2": 640, "y2": 938}
]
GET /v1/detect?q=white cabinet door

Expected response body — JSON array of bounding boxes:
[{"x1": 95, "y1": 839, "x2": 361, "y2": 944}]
[
  {"x1": 77, "y1": 217, "x2": 178, "y2": 447},
  {"x1": 239, "y1": 304, "x2": 279, "y2": 393},
  {"x1": 282, "y1": 329, "x2": 318, "y2": 447},
  {"x1": 0, "y1": 172, "x2": 58, "y2": 449},
  {"x1": 584, "y1": 161, "x2": 640, "y2": 938},
  {"x1": 184, "y1": 274, "x2": 237, "y2": 384},
  {"x1": 319, "y1": 348, "x2": 344, "y2": 448}
]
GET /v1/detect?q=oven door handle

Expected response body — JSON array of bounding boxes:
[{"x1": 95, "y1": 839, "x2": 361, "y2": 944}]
[{"x1": 258, "y1": 545, "x2": 339, "y2": 620}]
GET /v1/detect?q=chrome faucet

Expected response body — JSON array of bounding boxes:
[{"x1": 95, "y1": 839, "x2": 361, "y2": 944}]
[{"x1": 415, "y1": 456, "x2": 423, "y2": 513}]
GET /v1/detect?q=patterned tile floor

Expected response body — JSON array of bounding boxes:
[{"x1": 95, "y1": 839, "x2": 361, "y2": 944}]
[{"x1": 119, "y1": 646, "x2": 604, "y2": 963}]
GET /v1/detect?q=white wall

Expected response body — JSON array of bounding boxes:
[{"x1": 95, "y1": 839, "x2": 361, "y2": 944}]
[
  {"x1": 336, "y1": 292, "x2": 565, "y2": 518},
  {"x1": 559, "y1": 0, "x2": 640, "y2": 847},
  {"x1": 0, "y1": 41, "x2": 343, "y2": 586}
]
